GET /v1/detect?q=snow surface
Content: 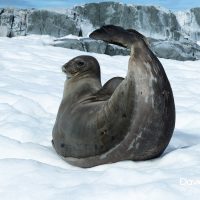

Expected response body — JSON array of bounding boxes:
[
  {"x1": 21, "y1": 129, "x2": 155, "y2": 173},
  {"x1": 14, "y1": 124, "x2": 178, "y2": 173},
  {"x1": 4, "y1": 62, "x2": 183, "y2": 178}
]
[{"x1": 0, "y1": 35, "x2": 200, "y2": 200}]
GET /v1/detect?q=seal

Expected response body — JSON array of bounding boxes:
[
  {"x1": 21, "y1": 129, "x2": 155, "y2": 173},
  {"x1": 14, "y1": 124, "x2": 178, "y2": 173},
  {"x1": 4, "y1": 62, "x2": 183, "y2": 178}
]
[{"x1": 52, "y1": 25, "x2": 175, "y2": 168}]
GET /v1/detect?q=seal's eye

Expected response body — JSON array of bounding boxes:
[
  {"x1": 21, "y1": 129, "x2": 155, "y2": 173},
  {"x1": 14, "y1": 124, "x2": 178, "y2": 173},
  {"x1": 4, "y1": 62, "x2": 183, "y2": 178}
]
[{"x1": 77, "y1": 61, "x2": 84, "y2": 66}]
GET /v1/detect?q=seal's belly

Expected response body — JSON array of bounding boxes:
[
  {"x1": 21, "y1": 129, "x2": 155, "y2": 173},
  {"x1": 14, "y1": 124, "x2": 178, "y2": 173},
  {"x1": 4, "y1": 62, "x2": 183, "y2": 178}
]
[{"x1": 53, "y1": 101, "x2": 131, "y2": 158}]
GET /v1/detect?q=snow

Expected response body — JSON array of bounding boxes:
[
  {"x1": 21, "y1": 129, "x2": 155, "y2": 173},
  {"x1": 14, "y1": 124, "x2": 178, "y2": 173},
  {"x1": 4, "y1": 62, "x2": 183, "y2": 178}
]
[{"x1": 0, "y1": 35, "x2": 200, "y2": 200}]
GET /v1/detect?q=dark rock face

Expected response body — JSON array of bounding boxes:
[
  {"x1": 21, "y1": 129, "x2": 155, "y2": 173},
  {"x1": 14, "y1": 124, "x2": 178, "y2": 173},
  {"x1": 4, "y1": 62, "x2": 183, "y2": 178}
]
[
  {"x1": 192, "y1": 8, "x2": 200, "y2": 27},
  {"x1": 0, "y1": 8, "x2": 28, "y2": 37},
  {"x1": 80, "y1": 38, "x2": 107, "y2": 54},
  {"x1": 51, "y1": 37, "x2": 130, "y2": 56},
  {"x1": 0, "y1": 3, "x2": 200, "y2": 60},
  {"x1": 175, "y1": 8, "x2": 200, "y2": 41},
  {"x1": 73, "y1": 2, "x2": 182, "y2": 40},
  {"x1": 27, "y1": 10, "x2": 79, "y2": 37},
  {"x1": 105, "y1": 44, "x2": 130, "y2": 56},
  {"x1": 188, "y1": 8, "x2": 200, "y2": 41},
  {"x1": 0, "y1": 9, "x2": 79, "y2": 37},
  {"x1": 53, "y1": 38, "x2": 84, "y2": 51},
  {"x1": 51, "y1": 36, "x2": 200, "y2": 61},
  {"x1": 0, "y1": 3, "x2": 199, "y2": 41}
]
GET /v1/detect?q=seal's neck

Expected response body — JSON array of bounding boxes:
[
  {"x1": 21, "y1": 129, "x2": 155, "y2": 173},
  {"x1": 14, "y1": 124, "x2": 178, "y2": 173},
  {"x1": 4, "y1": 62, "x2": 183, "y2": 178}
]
[{"x1": 63, "y1": 75, "x2": 101, "y2": 101}]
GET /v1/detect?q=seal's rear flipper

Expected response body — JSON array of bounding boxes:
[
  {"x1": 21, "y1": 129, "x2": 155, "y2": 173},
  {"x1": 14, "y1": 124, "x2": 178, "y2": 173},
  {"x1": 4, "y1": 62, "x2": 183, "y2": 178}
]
[
  {"x1": 89, "y1": 25, "x2": 146, "y2": 49},
  {"x1": 89, "y1": 25, "x2": 130, "y2": 48}
]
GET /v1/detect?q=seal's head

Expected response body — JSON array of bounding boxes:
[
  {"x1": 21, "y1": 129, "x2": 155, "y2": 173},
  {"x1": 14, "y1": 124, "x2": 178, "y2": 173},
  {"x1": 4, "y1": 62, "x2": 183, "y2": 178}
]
[{"x1": 62, "y1": 55, "x2": 101, "y2": 80}]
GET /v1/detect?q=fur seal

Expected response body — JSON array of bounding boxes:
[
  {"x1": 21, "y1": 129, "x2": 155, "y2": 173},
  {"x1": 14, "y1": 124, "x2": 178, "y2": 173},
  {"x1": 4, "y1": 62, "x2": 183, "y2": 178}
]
[{"x1": 52, "y1": 25, "x2": 175, "y2": 168}]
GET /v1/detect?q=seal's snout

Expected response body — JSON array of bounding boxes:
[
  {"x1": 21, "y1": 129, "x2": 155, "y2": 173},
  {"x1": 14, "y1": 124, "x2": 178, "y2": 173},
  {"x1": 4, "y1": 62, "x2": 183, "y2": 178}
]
[
  {"x1": 62, "y1": 64, "x2": 67, "y2": 73},
  {"x1": 62, "y1": 65, "x2": 66, "y2": 73},
  {"x1": 62, "y1": 63, "x2": 73, "y2": 79}
]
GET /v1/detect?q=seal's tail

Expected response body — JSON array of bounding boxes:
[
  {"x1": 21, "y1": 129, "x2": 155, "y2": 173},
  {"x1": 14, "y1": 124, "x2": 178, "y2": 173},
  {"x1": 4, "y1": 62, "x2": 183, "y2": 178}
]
[{"x1": 89, "y1": 25, "x2": 146, "y2": 49}]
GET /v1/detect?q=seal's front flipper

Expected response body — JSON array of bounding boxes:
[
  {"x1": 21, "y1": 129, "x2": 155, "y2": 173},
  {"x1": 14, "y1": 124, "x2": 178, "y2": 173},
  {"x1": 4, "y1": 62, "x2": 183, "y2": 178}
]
[
  {"x1": 93, "y1": 77, "x2": 124, "y2": 101},
  {"x1": 89, "y1": 25, "x2": 146, "y2": 49},
  {"x1": 98, "y1": 77, "x2": 124, "y2": 96}
]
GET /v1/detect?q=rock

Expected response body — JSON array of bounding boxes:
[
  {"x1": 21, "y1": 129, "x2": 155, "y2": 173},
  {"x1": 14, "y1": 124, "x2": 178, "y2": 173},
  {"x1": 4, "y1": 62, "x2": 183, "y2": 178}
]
[
  {"x1": 73, "y1": 2, "x2": 182, "y2": 40},
  {"x1": 0, "y1": 25, "x2": 7, "y2": 36},
  {"x1": 0, "y1": 8, "x2": 79, "y2": 38},
  {"x1": 80, "y1": 38, "x2": 107, "y2": 54},
  {"x1": 176, "y1": 8, "x2": 200, "y2": 41},
  {"x1": 0, "y1": 4, "x2": 199, "y2": 42},
  {"x1": 105, "y1": 44, "x2": 130, "y2": 56},
  {"x1": 53, "y1": 38, "x2": 84, "y2": 51},
  {"x1": 51, "y1": 37, "x2": 130, "y2": 56},
  {"x1": 150, "y1": 39, "x2": 200, "y2": 61},
  {"x1": 0, "y1": 4, "x2": 200, "y2": 61},
  {"x1": 51, "y1": 36, "x2": 200, "y2": 61},
  {"x1": 0, "y1": 8, "x2": 28, "y2": 37},
  {"x1": 27, "y1": 10, "x2": 79, "y2": 37}
]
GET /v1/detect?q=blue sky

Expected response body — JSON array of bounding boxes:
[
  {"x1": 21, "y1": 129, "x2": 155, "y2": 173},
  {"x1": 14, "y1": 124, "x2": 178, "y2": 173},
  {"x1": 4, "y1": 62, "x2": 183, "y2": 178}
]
[{"x1": 0, "y1": 0, "x2": 199, "y2": 10}]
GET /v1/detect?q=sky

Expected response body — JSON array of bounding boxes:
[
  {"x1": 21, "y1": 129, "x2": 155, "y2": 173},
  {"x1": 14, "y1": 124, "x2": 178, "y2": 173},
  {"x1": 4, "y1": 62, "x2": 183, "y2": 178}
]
[{"x1": 0, "y1": 0, "x2": 199, "y2": 11}]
